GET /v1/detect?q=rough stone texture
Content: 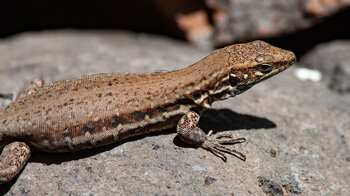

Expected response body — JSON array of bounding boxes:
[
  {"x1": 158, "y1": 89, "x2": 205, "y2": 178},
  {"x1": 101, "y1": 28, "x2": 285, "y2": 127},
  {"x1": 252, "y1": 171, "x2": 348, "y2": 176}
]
[
  {"x1": 152, "y1": 0, "x2": 350, "y2": 47},
  {"x1": 300, "y1": 40, "x2": 350, "y2": 93},
  {"x1": 330, "y1": 62, "x2": 350, "y2": 93},
  {"x1": 1, "y1": 1, "x2": 350, "y2": 49},
  {"x1": 205, "y1": 0, "x2": 350, "y2": 45},
  {"x1": 0, "y1": 31, "x2": 349, "y2": 195}
]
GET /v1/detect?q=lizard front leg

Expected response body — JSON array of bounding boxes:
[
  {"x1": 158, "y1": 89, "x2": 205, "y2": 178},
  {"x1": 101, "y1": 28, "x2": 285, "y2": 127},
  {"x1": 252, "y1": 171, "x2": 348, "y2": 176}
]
[
  {"x1": 177, "y1": 111, "x2": 246, "y2": 162},
  {"x1": 15, "y1": 77, "x2": 45, "y2": 101},
  {"x1": 0, "y1": 77, "x2": 44, "y2": 102}
]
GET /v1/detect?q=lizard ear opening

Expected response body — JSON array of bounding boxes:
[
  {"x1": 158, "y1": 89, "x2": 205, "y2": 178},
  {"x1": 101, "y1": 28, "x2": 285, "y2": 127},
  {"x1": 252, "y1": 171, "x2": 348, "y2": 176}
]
[{"x1": 229, "y1": 73, "x2": 239, "y2": 87}]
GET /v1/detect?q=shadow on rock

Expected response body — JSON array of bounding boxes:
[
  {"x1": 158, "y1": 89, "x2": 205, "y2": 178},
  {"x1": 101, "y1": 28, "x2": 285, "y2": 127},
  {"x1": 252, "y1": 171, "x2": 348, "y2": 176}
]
[
  {"x1": 174, "y1": 108, "x2": 276, "y2": 148},
  {"x1": 199, "y1": 109, "x2": 276, "y2": 132}
]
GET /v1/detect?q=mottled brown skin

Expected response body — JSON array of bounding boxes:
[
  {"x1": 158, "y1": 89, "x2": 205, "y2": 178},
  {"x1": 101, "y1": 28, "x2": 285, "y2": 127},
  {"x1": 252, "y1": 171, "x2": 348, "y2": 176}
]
[{"x1": 0, "y1": 40, "x2": 296, "y2": 184}]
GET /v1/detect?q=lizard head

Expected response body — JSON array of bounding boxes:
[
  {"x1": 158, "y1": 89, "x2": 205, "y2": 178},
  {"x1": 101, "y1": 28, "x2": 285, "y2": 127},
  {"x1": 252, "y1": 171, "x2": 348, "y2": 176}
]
[{"x1": 224, "y1": 40, "x2": 296, "y2": 95}]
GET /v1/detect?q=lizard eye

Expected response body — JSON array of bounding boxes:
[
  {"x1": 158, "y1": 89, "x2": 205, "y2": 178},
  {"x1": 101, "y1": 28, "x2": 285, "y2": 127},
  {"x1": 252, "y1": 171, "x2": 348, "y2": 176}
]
[{"x1": 258, "y1": 64, "x2": 273, "y2": 73}]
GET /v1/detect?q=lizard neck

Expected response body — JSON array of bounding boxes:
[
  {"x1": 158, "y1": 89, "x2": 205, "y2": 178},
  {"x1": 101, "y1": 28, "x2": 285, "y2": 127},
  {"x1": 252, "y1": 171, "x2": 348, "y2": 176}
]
[{"x1": 165, "y1": 48, "x2": 236, "y2": 109}]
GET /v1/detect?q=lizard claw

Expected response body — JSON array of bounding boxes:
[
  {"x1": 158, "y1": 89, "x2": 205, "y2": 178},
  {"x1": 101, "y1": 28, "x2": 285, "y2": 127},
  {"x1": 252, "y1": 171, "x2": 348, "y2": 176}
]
[
  {"x1": 207, "y1": 130, "x2": 246, "y2": 144},
  {"x1": 202, "y1": 130, "x2": 246, "y2": 162}
]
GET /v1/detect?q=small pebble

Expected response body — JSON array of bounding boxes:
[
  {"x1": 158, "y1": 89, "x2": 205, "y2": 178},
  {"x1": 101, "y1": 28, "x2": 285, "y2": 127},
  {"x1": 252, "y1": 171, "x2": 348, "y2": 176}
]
[{"x1": 294, "y1": 67, "x2": 322, "y2": 82}]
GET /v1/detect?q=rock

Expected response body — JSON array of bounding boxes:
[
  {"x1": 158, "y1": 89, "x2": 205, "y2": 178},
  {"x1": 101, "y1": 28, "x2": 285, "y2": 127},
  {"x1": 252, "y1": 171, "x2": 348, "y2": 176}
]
[
  {"x1": 300, "y1": 40, "x2": 350, "y2": 93},
  {"x1": 257, "y1": 176, "x2": 284, "y2": 196},
  {"x1": 294, "y1": 67, "x2": 322, "y2": 82},
  {"x1": 330, "y1": 62, "x2": 350, "y2": 93},
  {"x1": 151, "y1": 0, "x2": 213, "y2": 49},
  {"x1": 154, "y1": 0, "x2": 350, "y2": 47},
  {"x1": 206, "y1": 0, "x2": 350, "y2": 45},
  {"x1": 1, "y1": 1, "x2": 350, "y2": 48},
  {"x1": 0, "y1": 31, "x2": 349, "y2": 195}
]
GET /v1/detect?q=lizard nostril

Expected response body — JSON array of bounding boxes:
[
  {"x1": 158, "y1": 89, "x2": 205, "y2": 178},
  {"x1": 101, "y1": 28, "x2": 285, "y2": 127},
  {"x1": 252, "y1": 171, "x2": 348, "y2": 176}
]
[{"x1": 229, "y1": 75, "x2": 239, "y2": 86}]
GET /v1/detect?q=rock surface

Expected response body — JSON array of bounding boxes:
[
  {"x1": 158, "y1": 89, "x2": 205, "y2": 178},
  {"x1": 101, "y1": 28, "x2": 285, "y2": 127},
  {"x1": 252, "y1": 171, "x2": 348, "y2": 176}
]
[
  {"x1": 206, "y1": 0, "x2": 350, "y2": 45},
  {"x1": 2, "y1": 1, "x2": 350, "y2": 49},
  {"x1": 300, "y1": 40, "x2": 350, "y2": 93},
  {"x1": 0, "y1": 31, "x2": 349, "y2": 195},
  {"x1": 330, "y1": 63, "x2": 350, "y2": 93},
  {"x1": 153, "y1": 0, "x2": 350, "y2": 47}
]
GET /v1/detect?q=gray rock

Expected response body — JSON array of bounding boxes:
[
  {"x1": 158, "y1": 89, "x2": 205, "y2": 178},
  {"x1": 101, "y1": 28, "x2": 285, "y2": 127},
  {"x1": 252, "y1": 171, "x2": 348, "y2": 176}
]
[
  {"x1": 300, "y1": 40, "x2": 350, "y2": 93},
  {"x1": 330, "y1": 62, "x2": 350, "y2": 93},
  {"x1": 207, "y1": 0, "x2": 306, "y2": 45},
  {"x1": 0, "y1": 31, "x2": 349, "y2": 195},
  {"x1": 203, "y1": 0, "x2": 350, "y2": 46},
  {"x1": 153, "y1": 0, "x2": 350, "y2": 47}
]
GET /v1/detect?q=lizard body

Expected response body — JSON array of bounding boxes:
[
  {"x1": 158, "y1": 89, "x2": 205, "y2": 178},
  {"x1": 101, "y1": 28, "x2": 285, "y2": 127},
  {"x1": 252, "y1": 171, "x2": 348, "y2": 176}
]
[{"x1": 0, "y1": 40, "x2": 296, "y2": 184}]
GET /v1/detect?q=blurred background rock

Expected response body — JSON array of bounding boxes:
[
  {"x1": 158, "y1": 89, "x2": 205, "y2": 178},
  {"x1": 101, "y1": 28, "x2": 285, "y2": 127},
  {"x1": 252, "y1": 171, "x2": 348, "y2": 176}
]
[
  {"x1": 1, "y1": 0, "x2": 350, "y2": 50},
  {"x1": 2, "y1": 0, "x2": 350, "y2": 91}
]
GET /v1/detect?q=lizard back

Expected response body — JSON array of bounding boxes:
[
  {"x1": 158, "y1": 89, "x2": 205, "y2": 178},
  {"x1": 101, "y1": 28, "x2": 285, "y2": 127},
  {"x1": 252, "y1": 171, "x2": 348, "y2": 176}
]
[{"x1": 0, "y1": 48, "x2": 230, "y2": 152}]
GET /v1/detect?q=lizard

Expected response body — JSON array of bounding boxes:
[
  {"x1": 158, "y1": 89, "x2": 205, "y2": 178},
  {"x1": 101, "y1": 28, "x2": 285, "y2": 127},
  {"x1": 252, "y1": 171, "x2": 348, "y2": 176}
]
[{"x1": 0, "y1": 40, "x2": 296, "y2": 184}]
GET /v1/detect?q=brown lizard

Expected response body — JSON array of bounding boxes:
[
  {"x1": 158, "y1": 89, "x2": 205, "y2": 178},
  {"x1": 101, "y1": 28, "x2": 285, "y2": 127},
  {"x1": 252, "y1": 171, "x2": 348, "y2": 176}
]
[{"x1": 0, "y1": 40, "x2": 296, "y2": 184}]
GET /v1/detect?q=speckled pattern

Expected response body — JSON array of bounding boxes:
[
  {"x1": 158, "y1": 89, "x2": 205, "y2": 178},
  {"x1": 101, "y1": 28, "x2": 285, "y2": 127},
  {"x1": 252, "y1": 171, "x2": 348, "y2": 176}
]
[{"x1": 0, "y1": 39, "x2": 295, "y2": 184}]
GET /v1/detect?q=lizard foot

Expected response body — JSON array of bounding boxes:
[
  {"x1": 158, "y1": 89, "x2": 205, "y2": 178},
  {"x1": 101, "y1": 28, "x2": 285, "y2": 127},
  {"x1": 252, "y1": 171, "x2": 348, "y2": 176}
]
[
  {"x1": 0, "y1": 142, "x2": 31, "y2": 184},
  {"x1": 201, "y1": 130, "x2": 246, "y2": 162},
  {"x1": 177, "y1": 111, "x2": 246, "y2": 162}
]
